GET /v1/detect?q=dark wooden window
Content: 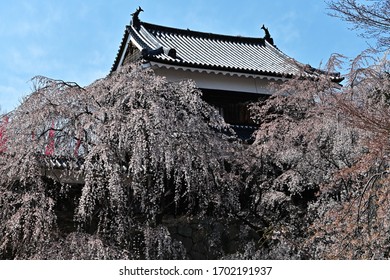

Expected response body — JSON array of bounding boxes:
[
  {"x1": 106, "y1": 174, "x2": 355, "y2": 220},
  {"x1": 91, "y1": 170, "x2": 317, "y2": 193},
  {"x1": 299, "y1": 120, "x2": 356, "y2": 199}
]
[{"x1": 200, "y1": 89, "x2": 267, "y2": 125}]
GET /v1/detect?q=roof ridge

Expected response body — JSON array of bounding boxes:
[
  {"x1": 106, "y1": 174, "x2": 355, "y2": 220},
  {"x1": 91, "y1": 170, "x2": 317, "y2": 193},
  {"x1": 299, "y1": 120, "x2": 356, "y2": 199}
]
[
  {"x1": 111, "y1": 18, "x2": 342, "y2": 82},
  {"x1": 141, "y1": 21, "x2": 266, "y2": 46}
]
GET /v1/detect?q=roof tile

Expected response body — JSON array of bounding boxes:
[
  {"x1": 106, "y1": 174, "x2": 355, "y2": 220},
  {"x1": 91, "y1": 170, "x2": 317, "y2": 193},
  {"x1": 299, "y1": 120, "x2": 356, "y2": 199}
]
[{"x1": 112, "y1": 20, "x2": 341, "y2": 81}]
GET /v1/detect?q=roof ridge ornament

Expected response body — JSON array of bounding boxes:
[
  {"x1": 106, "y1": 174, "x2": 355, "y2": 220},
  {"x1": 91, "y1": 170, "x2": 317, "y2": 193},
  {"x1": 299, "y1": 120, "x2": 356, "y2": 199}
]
[
  {"x1": 131, "y1": 6, "x2": 144, "y2": 30},
  {"x1": 261, "y1": 24, "x2": 274, "y2": 46}
]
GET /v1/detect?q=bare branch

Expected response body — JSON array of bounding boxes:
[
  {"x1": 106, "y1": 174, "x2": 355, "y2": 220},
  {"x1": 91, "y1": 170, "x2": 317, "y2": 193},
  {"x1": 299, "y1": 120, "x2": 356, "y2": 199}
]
[{"x1": 326, "y1": 0, "x2": 390, "y2": 49}]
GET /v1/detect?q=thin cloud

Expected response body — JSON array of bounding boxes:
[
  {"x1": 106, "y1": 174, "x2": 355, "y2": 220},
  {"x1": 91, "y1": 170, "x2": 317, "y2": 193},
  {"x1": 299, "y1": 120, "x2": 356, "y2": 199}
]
[
  {"x1": 272, "y1": 10, "x2": 302, "y2": 44},
  {"x1": 1, "y1": 1, "x2": 63, "y2": 37}
]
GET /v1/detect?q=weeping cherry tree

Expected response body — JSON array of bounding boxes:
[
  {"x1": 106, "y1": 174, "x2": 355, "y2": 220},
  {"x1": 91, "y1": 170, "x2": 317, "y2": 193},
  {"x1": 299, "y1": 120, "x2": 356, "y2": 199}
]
[{"x1": 0, "y1": 63, "x2": 241, "y2": 259}]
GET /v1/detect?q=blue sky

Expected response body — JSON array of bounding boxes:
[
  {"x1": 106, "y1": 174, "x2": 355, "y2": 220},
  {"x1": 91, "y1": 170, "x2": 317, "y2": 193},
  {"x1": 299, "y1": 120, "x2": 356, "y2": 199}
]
[{"x1": 0, "y1": 0, "x2": 372, "y2": 113}]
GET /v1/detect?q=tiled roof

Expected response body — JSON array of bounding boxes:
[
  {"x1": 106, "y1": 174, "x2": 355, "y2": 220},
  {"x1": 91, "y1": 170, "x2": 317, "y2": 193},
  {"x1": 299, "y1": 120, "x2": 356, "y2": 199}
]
[{"x1": 112, "y1": 18, "x2": 341, "y2": 81}]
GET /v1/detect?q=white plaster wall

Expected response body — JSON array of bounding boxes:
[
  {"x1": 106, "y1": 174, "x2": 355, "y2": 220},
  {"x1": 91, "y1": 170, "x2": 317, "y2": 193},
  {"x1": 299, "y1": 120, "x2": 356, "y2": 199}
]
[{"x1": 151, "y1": 65, "x2": 277, "y2": 95}]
